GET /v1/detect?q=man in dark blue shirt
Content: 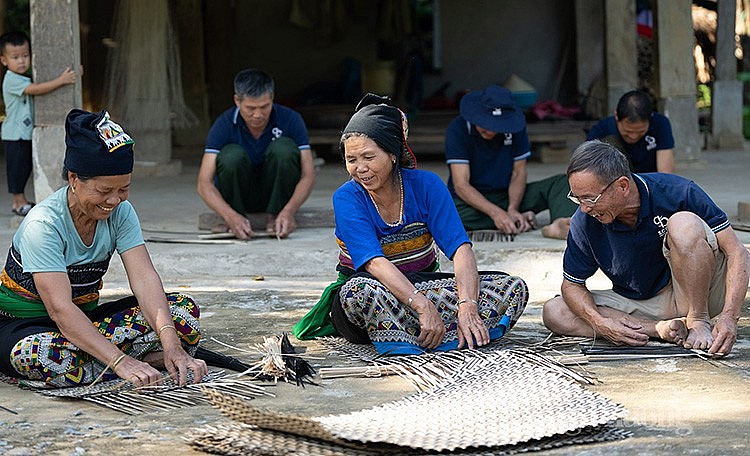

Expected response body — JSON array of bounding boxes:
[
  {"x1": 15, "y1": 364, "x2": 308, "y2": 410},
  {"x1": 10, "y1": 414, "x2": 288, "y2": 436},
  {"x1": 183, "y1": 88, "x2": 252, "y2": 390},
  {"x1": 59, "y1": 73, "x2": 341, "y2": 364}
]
[
  {"x1": 197, "y1": 69, "x2": 315, "y2": 239},
  {"x1": 586, "y1": 90, "x2": 675, "y2": 173},
  {"x1": 542, "y1": 140, "x2": 749, "y2": 357},
  {"x1": 445, "y1": 85, "x2": 577, "y2": 239}
]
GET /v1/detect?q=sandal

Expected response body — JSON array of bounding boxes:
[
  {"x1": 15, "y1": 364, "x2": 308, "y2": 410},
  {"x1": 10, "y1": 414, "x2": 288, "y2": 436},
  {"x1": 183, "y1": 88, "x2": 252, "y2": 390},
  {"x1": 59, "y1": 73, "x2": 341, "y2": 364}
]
[{"x1": 11, "y1": 203, "x2": 35, "y2": 217}]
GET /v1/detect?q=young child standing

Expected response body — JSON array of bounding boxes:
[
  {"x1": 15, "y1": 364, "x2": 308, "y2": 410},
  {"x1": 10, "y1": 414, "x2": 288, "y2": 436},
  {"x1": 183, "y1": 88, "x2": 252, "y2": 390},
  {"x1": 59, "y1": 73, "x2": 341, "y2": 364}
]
[{"x1": 0, "y1": 31, "x2": 76, "y2": 216}]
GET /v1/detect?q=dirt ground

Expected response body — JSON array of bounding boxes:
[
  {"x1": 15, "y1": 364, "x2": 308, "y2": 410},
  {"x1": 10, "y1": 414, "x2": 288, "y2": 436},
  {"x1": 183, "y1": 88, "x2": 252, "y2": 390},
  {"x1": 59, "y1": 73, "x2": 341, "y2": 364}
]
[
  {"x1": 1, "y1": 288, "x2": 748, "y2": 456},
  {"x1": 1, "y1": 151, "x2": 749, "y2": 455}
]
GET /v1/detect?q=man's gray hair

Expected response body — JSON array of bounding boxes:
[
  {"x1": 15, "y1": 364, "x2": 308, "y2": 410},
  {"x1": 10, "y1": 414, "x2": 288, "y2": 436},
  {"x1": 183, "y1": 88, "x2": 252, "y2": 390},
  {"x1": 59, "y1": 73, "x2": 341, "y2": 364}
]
[
  {"x1": 567, "y1": 140, "x2": 632, "y2": 182},
  {"x1": 234, "y1": 68, "x2": 274, "y2": 99}
]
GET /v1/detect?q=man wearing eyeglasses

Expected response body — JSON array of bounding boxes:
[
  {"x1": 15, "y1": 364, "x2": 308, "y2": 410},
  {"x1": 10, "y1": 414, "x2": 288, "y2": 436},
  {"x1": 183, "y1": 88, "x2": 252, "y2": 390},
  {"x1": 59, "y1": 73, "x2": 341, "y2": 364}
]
[{"x1": 542, "y1": 140, "x2": 749, "y2": 357}]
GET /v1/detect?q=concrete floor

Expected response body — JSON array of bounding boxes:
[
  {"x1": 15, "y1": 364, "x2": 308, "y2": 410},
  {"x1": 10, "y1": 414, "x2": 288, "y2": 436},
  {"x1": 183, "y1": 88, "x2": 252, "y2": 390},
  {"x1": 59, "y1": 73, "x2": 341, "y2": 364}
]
[{"x1": 0, "y1": 146, "x2": 748, "y2": 455}]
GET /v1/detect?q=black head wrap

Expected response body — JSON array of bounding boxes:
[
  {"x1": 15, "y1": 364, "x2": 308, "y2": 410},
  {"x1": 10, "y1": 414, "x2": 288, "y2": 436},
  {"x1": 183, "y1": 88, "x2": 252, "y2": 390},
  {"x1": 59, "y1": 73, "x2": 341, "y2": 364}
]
[
  {"x1": 64, "y1": 109, "x2": 135, "y2": 176},
  {"x1": 340, "y1": 93, "x2": 416, "y2": 169}
]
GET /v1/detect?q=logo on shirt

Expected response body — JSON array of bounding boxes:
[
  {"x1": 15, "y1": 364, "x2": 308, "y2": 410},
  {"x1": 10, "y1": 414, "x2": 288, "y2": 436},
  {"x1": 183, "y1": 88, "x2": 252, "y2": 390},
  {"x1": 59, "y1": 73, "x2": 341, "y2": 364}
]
[
  {"x1": 653, "y1": 215, "x2": 668, "y2": 237},
  {"x1": 645, "y1": 135, "x2": 656, "y2": 150},
  {"x1": 271, "y1": 127, "x2": 283, "y2": 139},
  {"x1": 504, "y1": 133, "x2": 513, "y2": 146}
]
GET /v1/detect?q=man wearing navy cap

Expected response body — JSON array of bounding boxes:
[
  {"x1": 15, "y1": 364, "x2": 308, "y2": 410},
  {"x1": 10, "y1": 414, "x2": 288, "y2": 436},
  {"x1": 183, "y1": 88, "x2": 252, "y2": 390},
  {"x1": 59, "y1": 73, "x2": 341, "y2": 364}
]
[{"x1": 444, "y1": 85, "x2": 577, "y2": 239}]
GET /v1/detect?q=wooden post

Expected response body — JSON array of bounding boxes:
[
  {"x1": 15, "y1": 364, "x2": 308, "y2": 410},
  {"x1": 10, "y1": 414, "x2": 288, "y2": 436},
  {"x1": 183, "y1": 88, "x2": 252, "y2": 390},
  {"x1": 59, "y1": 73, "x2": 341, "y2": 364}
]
[{"x1": 30, "y1": 0, "x2": 82, "y2": 202}]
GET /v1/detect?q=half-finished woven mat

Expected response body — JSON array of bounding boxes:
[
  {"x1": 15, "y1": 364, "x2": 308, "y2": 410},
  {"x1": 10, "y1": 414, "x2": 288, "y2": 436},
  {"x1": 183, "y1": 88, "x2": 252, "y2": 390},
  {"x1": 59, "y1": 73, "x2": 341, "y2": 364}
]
[
  {"x1": 318, "y1": 336, "x2": 595, "y2": 390},
  {"x1": 190, "y1": 422, "x2": 631, "y2": 456},
  {"x1": 202, "y1": 350, "x2": 627, "y2": 452},
  {"x1": 34, "y1": 370, "x2": 272, "y2": 415}
]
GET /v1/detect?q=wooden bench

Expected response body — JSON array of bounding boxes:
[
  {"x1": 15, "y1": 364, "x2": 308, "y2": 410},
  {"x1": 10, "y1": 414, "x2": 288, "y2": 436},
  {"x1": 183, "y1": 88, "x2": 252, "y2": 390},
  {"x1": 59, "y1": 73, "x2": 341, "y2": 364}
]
[{"x1": 305, "y1": 109, "x2": 592, "y2": 163}]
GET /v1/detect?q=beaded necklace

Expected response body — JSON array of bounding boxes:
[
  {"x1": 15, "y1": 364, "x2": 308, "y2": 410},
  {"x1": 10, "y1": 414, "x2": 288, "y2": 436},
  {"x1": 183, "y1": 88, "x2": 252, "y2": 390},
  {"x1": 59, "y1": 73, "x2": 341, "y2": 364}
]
[{"x1": 367, "y1": 173, "x2": 403, "y2": 227}]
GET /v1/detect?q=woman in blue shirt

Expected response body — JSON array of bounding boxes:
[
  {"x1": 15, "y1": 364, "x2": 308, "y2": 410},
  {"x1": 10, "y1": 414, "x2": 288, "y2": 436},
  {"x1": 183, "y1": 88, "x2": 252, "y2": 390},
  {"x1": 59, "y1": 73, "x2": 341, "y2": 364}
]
[{"x1": 294, "y1": 94, "x2": 528, "y2": 355}]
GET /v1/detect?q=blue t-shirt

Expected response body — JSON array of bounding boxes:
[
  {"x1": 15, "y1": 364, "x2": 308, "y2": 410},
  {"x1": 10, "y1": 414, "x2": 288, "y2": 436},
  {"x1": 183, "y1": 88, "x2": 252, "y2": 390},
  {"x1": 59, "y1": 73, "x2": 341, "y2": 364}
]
[
  {"x1": 563, "y1": 173, "x2": 729, "y2": 299},
  {"x1": 333, "y1": 168, "x2": 470, "y2": 272},
  {"x1": 13, "y1": 186, "x2": 144, "y2": 273},
  {"x1": 204, "y1": 104, "x2": 310, "y2": 166},
  {"x1": 444, "y1": 117, "x2": 531, "y2": 195},
  {"x1": 1, "y1": 70, "x2": 33, "y2": 140},
  {"x1": 586, "y1": 113, "x2": 674, "y2": 173}
]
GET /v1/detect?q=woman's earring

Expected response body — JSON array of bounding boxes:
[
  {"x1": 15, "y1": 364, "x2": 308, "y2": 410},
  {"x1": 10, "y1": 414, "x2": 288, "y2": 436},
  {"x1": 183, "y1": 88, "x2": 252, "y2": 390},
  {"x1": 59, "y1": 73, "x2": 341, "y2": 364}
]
[{"x1": 392, "y1": 158, "x2": 397, "y2": 164}]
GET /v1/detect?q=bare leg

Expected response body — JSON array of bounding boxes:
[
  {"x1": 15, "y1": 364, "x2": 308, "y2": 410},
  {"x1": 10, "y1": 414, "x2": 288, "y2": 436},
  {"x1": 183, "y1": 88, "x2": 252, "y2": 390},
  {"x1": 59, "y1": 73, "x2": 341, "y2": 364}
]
[
  {"x1": 266, "y1": 214, "x2": 276, "y2": 233},
  {"x1": 542, "y1": 296, "x2": 687, "y2": 344},
  {"x1": 541, "y1": 217, "x2": 570, "y2": 240},
  {"x1": 665, "y1": 213, "x2": 714, "y2": 350},
  {"x1": 142, "y1": 351, "x2": 165, "y2": 369},
  {"x1": 12, "y1": 193, "x2": 29, "y2": 211}
]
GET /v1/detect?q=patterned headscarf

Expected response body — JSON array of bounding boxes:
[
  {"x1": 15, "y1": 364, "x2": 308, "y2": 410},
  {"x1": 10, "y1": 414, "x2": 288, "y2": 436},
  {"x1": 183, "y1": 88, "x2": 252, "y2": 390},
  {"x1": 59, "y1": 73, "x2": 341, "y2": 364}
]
[
  {"x1": 64, "y1": 109, "x2": 134, "y2": 176},
  {"x1": 341, "y1": 93, "x2": 417, "y2": 169}
]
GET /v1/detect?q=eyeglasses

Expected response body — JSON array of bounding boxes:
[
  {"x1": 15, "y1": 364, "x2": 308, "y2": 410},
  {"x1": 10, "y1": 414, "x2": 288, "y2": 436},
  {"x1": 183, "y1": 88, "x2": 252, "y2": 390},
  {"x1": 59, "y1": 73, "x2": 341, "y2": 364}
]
[{"x1": 567, "y1": 176, "x2": 622, "y2": 206}]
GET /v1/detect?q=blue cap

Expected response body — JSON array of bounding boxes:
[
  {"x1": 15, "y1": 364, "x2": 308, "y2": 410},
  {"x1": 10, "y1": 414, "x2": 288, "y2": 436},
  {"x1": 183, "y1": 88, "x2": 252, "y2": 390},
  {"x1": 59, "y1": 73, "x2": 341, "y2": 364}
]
[{"x1": 459, "y1": 85, "x2": 525, "y2": 133}]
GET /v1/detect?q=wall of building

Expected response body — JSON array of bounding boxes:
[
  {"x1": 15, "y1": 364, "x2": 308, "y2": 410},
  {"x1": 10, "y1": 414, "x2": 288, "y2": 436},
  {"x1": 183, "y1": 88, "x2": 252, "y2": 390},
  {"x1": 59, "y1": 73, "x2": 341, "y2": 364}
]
[
  {"x1": 227, "y1": 0, "x2": 576, "y2": 108},
  {"x1": 434, "y1": 0, "x2": 576, "y2": 104}
]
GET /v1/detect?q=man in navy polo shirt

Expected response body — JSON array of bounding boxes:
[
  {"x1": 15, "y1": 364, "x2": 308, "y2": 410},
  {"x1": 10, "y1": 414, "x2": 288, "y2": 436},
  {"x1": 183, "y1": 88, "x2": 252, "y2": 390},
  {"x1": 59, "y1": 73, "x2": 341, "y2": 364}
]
[
  {"x1": 444, "y1": 85, "x2": 577, "y2": 240},
  {"x1": 197, "y1": 68, "x2": 315, "y2": 239},
  {"x1": 542, "y1": 140, "x2": 749, "y2": 357},
  {"x1": 586, "y1": 90, "x2": 675, "y2": 173}
]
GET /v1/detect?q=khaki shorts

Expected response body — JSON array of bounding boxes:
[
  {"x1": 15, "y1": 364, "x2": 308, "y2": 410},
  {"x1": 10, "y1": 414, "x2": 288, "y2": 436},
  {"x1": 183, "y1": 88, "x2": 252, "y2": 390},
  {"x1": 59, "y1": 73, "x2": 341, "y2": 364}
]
[{"x1": 590, "y1": 220, "x2": 727, "y2": 320}]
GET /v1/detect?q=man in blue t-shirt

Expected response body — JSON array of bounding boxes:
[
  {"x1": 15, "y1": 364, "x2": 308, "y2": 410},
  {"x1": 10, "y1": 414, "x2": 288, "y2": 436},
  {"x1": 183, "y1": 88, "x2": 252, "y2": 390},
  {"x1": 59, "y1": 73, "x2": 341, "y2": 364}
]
[
  {"x1": 197, "y1": 69, "x2": 315, "y2": 239},
  {"x1": 445, "y1": 85, "x2": 577, "y2": 240},
  {"x1": 586, "y1": 90, "x2": 675, "y2": 173},
  {"x1": 542, "y1": 140, "x2": 749, "y2": 357}
]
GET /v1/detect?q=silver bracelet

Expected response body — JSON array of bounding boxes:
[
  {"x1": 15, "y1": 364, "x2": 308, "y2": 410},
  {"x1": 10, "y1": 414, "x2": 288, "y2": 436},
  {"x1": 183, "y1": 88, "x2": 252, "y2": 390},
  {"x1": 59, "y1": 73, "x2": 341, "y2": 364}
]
[{"x1": 407, "y1": 289, "x2": 421, "y2": 308}]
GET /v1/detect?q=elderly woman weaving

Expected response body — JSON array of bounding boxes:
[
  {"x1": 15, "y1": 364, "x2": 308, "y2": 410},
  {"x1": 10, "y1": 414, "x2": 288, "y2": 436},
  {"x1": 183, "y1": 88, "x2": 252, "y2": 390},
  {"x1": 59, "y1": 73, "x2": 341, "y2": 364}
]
[
  {"x1": 293, "y1": 94, "x2": 528, "y2": 355},
  {"x1": 0, "y1": 109, "x2": 207, "y2": 388}
]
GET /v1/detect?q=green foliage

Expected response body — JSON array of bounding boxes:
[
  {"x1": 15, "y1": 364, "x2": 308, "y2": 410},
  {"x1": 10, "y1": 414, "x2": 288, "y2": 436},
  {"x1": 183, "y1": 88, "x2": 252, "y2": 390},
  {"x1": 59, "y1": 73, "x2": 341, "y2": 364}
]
[{"x1": 696, "y1": 83, "x2": 711, "y2": 110}]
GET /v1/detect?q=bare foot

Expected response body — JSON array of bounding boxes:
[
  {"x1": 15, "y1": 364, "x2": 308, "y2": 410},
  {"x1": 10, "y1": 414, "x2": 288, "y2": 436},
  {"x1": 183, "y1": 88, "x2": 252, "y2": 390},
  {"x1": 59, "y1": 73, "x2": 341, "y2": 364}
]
[
  {"x1": 211, "y1": 223, "x2": 230, "y2": 234},
  {"x1": 522, "y1": 211, "x2": 537, "y2": 230},
  {"x1": 654, "y1": 318, "x2": 688, "y2": 345},
  {"x1": 684, "y1": 319, "x2": 713, "y2": 350},
  {"x1": 541, "y1": 217, "x2": 570, "y2": 240},
  {"x1": 266, "y1": 215, "x2": 276, "y2": 233}
]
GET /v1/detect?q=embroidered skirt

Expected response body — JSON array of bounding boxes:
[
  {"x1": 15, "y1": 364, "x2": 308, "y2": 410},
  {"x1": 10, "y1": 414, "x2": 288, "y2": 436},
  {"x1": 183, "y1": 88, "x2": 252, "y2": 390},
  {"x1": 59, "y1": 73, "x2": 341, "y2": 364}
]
[
  {"x1": 331, "y1": 271, "x2": 528, "y2": 355},
  {"x1": 0, "y1": 292, "x2": 201, "y2": 387}
]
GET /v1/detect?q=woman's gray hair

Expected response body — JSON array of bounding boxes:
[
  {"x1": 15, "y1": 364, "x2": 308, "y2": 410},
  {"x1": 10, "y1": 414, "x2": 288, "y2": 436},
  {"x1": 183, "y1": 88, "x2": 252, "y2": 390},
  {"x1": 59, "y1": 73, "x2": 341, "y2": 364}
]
[{"x1": 567, "y1": 140, "x2": 632, "y2": 183}]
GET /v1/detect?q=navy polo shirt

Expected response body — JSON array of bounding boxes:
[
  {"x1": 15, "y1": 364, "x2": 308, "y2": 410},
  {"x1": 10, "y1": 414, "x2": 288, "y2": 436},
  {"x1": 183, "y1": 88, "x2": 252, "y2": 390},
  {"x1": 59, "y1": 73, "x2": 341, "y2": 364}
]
[
  {"x1": 586, "y1": 113, "x2": 674, "y2": 173},
  {"x1": 563, "y1": 173, "x2": 729, "y2": 300},
  {"x1": 204, "y1": 104, "x2": 310, "y2": 166},
  {"x1": 444, "y1": 117, "x2": 531, "y2": 195}
]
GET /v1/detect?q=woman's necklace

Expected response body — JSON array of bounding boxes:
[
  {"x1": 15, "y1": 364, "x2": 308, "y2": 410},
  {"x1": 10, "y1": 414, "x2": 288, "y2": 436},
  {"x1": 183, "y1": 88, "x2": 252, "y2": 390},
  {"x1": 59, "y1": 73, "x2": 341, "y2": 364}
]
[{"x1": 367, "y1": 174, "x2": 404, "y2": 227}]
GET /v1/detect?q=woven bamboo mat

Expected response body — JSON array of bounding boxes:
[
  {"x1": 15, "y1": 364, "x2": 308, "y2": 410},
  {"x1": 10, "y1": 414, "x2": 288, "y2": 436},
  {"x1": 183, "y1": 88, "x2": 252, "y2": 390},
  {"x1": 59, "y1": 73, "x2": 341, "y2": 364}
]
[
  {"x1": 34, "y1": 370, "x2": 273, "y2": 415},
  {"x1": 318, "y1": 336, "x2": 596, "y2": 390},
  {"x1": 190, "y1": 422, "x2": 631, "y2": 456},
  {"x1": 195, "y1": 346, "x2": 629, "y2": 453}
]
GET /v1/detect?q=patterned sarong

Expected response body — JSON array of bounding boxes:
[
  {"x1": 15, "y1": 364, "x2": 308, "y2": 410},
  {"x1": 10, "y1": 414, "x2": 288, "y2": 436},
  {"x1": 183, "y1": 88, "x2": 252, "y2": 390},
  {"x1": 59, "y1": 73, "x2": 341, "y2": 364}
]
[
  {"x1": 6, "y1": 292, "x2": 200, "y2": 387},
  {"x1": 338, "y1": 272, "x2": 527, "y2": 355}
]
